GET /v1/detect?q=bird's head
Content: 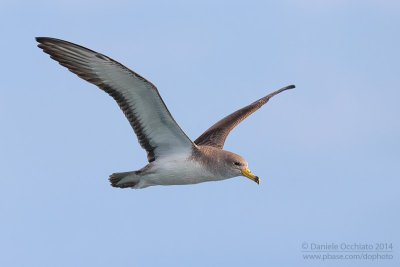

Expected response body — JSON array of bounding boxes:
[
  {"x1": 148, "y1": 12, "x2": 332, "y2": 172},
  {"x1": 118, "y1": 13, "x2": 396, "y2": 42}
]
[{"x1": 222, "y1": 151, "x2": 260, "y2": 184}]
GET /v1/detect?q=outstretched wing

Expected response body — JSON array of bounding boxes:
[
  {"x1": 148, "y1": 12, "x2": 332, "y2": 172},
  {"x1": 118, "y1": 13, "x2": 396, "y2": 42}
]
[
  {"x1": 36, "y1": 37, "x2": 196, "y2": 162},
  {"x1": 194, "y1": 85, "x2": 295, "y2": 149}
]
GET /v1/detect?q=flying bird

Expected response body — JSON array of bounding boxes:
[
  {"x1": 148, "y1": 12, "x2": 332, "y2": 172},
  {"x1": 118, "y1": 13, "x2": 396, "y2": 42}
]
[{"x1": 36, "y1": 37, "x2": 294, "y2": 189}]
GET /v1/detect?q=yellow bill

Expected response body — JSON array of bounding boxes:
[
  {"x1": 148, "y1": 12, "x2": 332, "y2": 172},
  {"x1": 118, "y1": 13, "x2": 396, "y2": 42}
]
[{"x1": 241, "y1": 168, "x2": 260, "y2": 184}]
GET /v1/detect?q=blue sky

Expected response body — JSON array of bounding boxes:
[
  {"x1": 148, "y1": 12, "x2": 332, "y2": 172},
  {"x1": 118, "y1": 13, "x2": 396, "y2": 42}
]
[{"x1": 1, "y1": 1, "x2": 399, "y2": 266}]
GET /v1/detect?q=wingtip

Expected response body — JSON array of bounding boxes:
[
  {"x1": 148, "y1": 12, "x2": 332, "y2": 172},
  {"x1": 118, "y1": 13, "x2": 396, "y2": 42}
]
[
  {"x1": 35, "y1": 37, "x2": 45, "y2": 43},
  {"x1": 284, "y1": 84, "x2": 295, "y2": 90},
  {"x1": 272, "y1": 84, "x2": 296, "y2": 94},
  {"x1": 35, "y1": 37, "x2": 51, "y2": 48},
  {"x1": 36, "y1": 37, "x2": 64, "y2": 45},
  {"x1": 261, "y1": 84, "x2": 296, "y2": 102},
  {"x1": 276, "y1": 84, "x2": 295, "y2": 94}
]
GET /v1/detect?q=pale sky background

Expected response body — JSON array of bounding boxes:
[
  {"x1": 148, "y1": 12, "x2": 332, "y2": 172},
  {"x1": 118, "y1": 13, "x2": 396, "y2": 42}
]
[{"x1": 1, "y1": 1, "x2": 399, "y2": 266}]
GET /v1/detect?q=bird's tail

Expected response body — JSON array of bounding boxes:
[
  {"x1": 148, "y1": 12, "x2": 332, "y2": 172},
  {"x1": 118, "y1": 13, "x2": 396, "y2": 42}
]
[{"x1": 109, "y1": 171, "x2": 140, "y2": 188}]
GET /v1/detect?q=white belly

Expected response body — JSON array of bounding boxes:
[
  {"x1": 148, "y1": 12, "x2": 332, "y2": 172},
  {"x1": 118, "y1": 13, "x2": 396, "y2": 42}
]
[{"x1": 137, "y1": 154, "x2": 226, "y2": 188}]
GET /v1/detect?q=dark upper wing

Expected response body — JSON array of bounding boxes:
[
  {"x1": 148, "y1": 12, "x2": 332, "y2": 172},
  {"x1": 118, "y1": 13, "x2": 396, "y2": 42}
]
[
  {"x1": 194, "y1": 85, "x2": 295, "y2": 149},
  {"x1": 36, "y1": 37, "x2": 196, "y2": 162}
]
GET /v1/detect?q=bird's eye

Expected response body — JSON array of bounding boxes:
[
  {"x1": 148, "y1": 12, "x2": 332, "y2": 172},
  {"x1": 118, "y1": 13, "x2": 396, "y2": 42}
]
[{"x1": 234, "y1": 162, "x2": 241, "y2": 166}]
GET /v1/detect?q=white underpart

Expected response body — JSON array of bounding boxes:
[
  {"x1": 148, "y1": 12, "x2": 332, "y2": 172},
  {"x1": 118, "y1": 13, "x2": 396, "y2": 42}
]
[{"x1": 120, "y1": 149, "x2": 228, "y2": 189}]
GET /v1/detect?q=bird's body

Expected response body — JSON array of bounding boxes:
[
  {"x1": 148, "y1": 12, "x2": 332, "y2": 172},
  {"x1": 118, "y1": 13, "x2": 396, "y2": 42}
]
[
  {"x1": 111, "y1": 146, "x2": 247, "y2": 189},
  {"x1": 36, "y1": 37, "x2": 294, "y2": 189}
]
